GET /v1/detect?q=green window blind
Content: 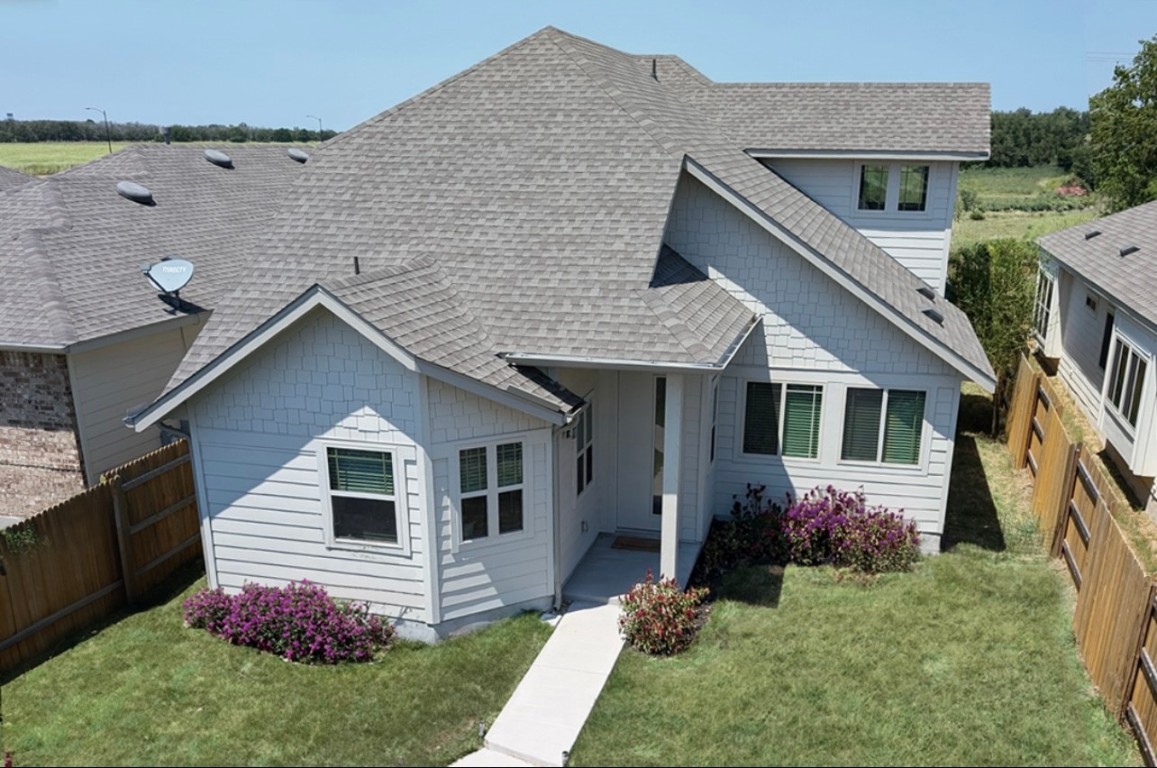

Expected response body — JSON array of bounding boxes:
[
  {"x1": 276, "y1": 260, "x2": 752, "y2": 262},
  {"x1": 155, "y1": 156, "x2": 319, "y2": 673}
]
[
  {"x1": 328, "y1": 448, "x2": 393, "y2": 495},
  {"x1": 496, "y1": 442, "x2": 523, "y2": 487},
  {"x1": 842, "y1": 389, "x2": 883, "y2": 461},
  {"x1": 459, "y1": 447, "x2": 487, "y2": 494},
  {"x1": 782, "y1": 385, "x2": 822, "y2": 458},
  {"x1": 743, "y1": 382, "x2": 780, "y2": 455},
  {"x1": 882, "y1": 390, "x2": 925, "y2": 465}
]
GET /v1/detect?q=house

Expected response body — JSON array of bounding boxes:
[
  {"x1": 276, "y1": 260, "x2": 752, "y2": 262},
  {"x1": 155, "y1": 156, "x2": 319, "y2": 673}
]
[
  {"x1": 0, "y1": 145, "x2": 306, "y2": 516},
  {"x1": 129, "y1": 27, "x2": 994, "y2": 641},
  {"x1": 1035, "y1": 200, "x2": 1157, "y2": 515}
]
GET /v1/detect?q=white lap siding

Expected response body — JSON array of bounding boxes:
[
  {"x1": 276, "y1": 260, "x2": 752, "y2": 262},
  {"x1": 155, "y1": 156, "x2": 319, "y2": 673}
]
[
  {"x1": 1057, "y1": 268, "x2": 1111, "y2": 423},
  {"x1": 426, "y1": 378, "x2": 554, "y2": 622},
  {"x1": 763, "y1": 158, "x2": 957, "y2": 292},
  {"x1": 188, "y1": 309, "x2": 429, "y2": 626},
  {"x1": 664, "y1": 174, "x2": 964, "y2": 546}
]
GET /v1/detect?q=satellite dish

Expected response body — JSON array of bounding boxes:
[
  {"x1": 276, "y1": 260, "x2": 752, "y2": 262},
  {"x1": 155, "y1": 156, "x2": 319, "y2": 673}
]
[
  {"x1": 116, "y1": 180, "x2": 155, "y2": 206},
  {"x1": 287, "y1": 147, "x2": 310, "y2": 164},
  {"x1": 204, "y1": 149, "x2": 233, "y2": 168},
  {"x1": 143, "y1": 258, "x2": 195, "y2": 295}
]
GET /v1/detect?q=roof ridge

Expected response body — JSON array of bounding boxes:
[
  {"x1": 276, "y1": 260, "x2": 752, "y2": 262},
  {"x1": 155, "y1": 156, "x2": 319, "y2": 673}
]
[
  {"x1": 19, "y1": 229, "x2": 77, "y2": 344},
  {"x1": 635, "y1": 285, "x2": 714, "y2": 361}
]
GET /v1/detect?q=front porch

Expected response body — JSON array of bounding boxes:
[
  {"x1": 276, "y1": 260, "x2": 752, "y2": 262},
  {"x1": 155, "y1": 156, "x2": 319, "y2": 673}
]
[{"x1": 563, "y1": 533, "x2": 700, "y2": 604}]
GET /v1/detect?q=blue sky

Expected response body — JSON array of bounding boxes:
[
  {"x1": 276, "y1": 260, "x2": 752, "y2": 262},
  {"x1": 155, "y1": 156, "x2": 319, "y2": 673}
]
[{"x1": 1, "y1": 0, "x2": 1153, "y2": 131}]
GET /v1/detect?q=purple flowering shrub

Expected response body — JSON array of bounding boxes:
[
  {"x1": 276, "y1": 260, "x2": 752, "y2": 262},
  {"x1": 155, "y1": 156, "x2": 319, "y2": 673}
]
[
  {"x1": 783, "y1": 486, "x2": 921, "y2": 573},
  {"x1": 182, "y1": 581, "x2": 395, "y2": 663},
  {"x1": 619, "y1": 570, "x2": 709, "y2": 656}
]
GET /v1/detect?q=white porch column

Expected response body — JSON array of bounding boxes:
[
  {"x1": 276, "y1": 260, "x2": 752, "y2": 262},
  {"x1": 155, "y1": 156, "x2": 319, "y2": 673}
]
[{"x1": 660, "y1": 373, "x2": 683, "y2": 580}]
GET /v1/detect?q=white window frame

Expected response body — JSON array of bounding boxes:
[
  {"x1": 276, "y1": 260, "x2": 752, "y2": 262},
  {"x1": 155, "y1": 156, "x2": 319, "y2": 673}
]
[
  {"x1": 318, "y1": 440, "x2": 411, "y2": 555},
  {"x1": 838, "y1": 387, "x2": 930, "y2": 469},
  {"x1": 575, "y1": 401, "x2": 594, "y2": 497},
  {"x1": 1105, "y1": 333, "x2": 1149, "y2": 432},
  {"x1": 853, "y1": 161, "x2": 934, "y2": 218},
  {"x1": 451, "y1": 436, "x2": 532, "y2": 550},
  {"x1": 737, "y1": 379, "x2": 824, "y2": 462},
  {"x1": 1033, "y1": 268, "x2": 1056, "y2": 343},
  {"x1": 709, "y1": 376, "x2": 719, "y2": 465}
]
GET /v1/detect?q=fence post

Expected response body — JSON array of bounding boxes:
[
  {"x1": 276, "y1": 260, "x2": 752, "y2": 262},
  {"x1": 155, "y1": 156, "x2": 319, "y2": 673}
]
[
  {"x1": 109, "y1": 474, "x2": 137, "y2": 605},
  {"x1": 1050, "y1": 443, "x2": 1081, "y2": 558}
]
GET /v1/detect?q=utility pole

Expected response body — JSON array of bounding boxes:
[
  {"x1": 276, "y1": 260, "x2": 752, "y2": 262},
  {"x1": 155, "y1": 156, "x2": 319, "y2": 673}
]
[
  {"x1": 306, "y1": 114, "x2": 323, "y2": 141},
  {"x1": 85, "y1": 106, "x2": 112, "y2": 154}
]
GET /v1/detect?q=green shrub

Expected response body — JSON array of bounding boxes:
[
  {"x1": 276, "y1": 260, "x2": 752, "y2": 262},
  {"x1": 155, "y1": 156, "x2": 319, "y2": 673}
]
[{"x1": 618, "y1": 571, "x2": 708, "y2": 656}]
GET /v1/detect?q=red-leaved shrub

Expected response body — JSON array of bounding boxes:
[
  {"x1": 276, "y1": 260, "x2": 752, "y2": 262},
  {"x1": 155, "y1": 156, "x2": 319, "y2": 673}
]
[{"x1": 618, "y1": 570, "x2": 708, "y2": 656}]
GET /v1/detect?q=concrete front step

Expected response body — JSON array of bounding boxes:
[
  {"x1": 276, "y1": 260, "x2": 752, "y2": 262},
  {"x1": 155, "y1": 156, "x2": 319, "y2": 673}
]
[{"x1": 451, "y1": 747, "x2": 534, "y2": 767}]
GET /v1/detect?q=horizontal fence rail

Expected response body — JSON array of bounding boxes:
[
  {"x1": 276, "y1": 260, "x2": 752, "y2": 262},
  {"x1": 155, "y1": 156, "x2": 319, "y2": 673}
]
[
  {"x1": 0, "y1": 440, "x2": 201, "y2": 675},
  {"x1": 1006, "y1": 354, "x2": 1157, "y2": 764}
]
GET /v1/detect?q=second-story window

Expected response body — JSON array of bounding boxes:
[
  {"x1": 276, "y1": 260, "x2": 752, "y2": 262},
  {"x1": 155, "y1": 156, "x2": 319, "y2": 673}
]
[
  {"x1": 857, "y1": 162, "x2": 930, "y2": 213},
  {"x1": 857, "y1": 165, "x2": 888, "y2": 210}
]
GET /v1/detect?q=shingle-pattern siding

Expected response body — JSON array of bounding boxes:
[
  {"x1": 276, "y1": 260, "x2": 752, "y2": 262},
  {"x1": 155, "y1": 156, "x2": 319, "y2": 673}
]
[
  {"x1": 0, "y1": 351, "x2": 85, "y2": 517},
  {"x1": 1038, "y1": 200, "x2": 1157, "y2": 332}
]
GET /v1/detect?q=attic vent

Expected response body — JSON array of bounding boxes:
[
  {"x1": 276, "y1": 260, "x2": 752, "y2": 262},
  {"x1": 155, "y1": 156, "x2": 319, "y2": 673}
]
[
  {"x1": 116, "y1": 180, "x2": 155, "y2": 206},
  {"x1": 917, "y1": 286, "x2": 936, "y2": 301},
  {"x1": 922, "y1": 307, "x2": 944, "y2": 325},
  {"x1": 287, "y1": 147, "x2": 310, "y2": 164},
  {"x1": 204, "y1": 149, "x2": 234, "y2": 168},
  {"x1": 1120, "y1": 244, "x2": 1140, "y2": 257},
  {"x1": 1084, "y1": 230, "x2": 1102, "y2": 240}
]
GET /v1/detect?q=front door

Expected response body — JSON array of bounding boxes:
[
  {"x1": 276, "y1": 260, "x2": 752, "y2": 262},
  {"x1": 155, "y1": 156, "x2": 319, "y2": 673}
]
[{"x1": 615, "y1": 372, "x2": 664, "y2": 533}]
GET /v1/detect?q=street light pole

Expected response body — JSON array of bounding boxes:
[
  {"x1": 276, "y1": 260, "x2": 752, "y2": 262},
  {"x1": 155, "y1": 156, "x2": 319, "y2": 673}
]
[
  {"x1": 85, "y1": 106, "x2": 112, "y2": 154},
  {"x1": 306, "y1": 114, "x2": 323, "y2": 141}
]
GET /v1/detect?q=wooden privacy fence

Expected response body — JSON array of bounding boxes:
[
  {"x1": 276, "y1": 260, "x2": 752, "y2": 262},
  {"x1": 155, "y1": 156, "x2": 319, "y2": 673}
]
[
  {"x1": 1006, "y1": 355, "x2": 1157, "y2": 763},
  {"x1": 0, "y1": 440, "x2": 201, "y2": 675}
]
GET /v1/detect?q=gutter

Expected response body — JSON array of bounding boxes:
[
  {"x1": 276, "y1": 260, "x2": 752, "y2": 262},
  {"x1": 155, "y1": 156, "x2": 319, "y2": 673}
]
[{"x1": 746, "y1": 148, "x2": 990, "y2": 162}]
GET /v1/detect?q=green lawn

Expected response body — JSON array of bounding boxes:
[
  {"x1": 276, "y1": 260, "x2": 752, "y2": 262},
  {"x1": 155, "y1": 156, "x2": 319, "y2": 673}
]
[
  {"x1": 953, "y1": 208, "x2": 1100, "y2": 250},
  {"x1": 0, "y1": 141, "x2": 128, "y2": 175},
  {"x1": 0, "y1": 567, "x2": 551, "y2": 766},
  {"x1": 569, "y1": 387, "x2": 1140, "y2": 767},
  {"x1": 958, "y1": 164, "x2": 1074, "y2": 206}
]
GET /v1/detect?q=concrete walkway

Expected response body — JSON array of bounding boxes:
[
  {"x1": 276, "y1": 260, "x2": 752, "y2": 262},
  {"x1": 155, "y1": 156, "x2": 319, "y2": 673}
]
[{"x1": 453, "y1": 601, "x2": 624, "y2": 767}]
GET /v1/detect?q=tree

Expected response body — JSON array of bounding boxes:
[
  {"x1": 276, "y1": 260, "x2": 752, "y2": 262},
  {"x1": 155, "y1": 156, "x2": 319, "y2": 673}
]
[
  {"x1": 946, "y1": 239, "x2": 1038, "y2": 436},
  {"x1": 1090, "y1": 35, "x2": 1157, "y2": 211}
]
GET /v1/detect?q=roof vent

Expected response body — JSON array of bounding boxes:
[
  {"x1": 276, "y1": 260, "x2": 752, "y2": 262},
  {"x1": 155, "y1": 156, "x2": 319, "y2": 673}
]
[
  {"x1": 922, "y1": 307, "x2": 944, "y2": 325},
  {"x1": 116, "y1": 180, "x2": 155, "y2": 206},
  {"x1": 1085, "y1": 229, "x2": 1102, "y2": 240},
  {"x1": 287, "y1": 147, "x2": 310, "y2": 164},
  {"x1": 917, "y1": 286, "x2": 936, "y2": 301},
  {"x1": 1120, "y1": 244, "x2": 1140, "y2": 257},
  {"x1": 204, "y1": 149, "x2": 233, "y2": 168}
]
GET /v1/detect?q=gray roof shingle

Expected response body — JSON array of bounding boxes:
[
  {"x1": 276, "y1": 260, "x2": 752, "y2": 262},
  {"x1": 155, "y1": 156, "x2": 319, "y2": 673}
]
[
  {"x1": 1038, "y1": 200, "x2": 1157, "y2": 331},
  {"x1": 0, "y1": 144, "x2": 308, "y2": 348},
  {"x1": 0, "y1": 165, "x2": 32, "y2": 191},
  {"x1": 156, "y1": 26, "x2": 993, "y2": 412}
]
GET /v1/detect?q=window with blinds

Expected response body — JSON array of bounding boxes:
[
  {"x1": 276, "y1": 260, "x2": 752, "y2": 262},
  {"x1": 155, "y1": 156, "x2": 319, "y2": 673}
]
[
  {"x1": 326, "y1": 447, "x2": 398, "y2": 544},
  {"x1": 1107, "y1": 337, "x2": 1147, "y2": 429},
  {"x1": 841, "y1": 389, "x2": 925, "y2": 465},
  {"x1": 458, "y1": 440, "x2": 525, "y2": 542},
  {"x1": 743, "y1": 381, "x2": 823, "y2": 459}
]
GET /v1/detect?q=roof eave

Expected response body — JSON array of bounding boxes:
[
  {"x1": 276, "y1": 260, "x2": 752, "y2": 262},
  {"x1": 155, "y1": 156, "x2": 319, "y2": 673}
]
[{"x1": 746, "y1": 148, "x2": 990, "y2": 162}]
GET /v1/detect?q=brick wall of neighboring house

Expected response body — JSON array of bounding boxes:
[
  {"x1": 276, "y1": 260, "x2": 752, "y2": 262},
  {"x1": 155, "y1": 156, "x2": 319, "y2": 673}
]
[{"x1": 0, "y1": 351, "x2": 86, "y2": 518}]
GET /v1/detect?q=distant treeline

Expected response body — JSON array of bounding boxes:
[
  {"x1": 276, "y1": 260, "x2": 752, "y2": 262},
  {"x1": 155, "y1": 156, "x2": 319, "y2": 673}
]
[
  {"x1": 985, "y1": 107, "x2": 1091, "y2": 175},
  {"x1": 0, "y1": 118, "x2": 337, "y2": 144}
]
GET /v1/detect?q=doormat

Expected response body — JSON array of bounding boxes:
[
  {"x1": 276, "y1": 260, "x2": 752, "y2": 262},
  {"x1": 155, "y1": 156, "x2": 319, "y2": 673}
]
[{"x1": 611, "y1": 535, "x2": 661, "y2": 552}]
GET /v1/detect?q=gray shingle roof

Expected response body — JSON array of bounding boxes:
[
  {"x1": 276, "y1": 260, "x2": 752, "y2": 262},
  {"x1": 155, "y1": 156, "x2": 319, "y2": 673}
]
[
  {"x1": 0, "y1": 165, "x2": 32, "y2": 191},
  {"x1": 158, "y1": 26, "x2": 993, "y2": 411},
  {"x1": 636, "y1": 57, "x2": 991, "y2": 157},
  {"x1": 0, "y1": 144, "x2": 308, "y2": 348},
  {"x1": 1038, "y1": 200, "x2": 1157, "y2": 331}
]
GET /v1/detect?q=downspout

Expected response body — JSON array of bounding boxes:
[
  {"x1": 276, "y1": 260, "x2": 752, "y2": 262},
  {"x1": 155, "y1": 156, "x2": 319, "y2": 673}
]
[{"x1": 551, "y1": 422, "x2": 564, "y2": 610}]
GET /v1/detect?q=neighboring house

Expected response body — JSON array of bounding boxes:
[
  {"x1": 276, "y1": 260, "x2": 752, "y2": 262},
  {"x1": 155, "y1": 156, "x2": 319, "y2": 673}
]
[
  {"x1": 1036, "y1": 200, "x2": 1157, "y2": 514},
  {"x1": 0, "y1": 145, "x2": 306, "y2": 516},
  {"x1": 130, "y1": 28, "x2": 995, "y2": 641}
]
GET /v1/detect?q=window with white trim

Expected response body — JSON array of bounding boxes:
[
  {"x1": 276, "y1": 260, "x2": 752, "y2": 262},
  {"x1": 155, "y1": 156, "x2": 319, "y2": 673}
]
[
  {"x1": 857, "y1": 162, "x2": 930, "y2": 213},
  {"x1": 575, "y1": 405, "x2": 593, "y2": 496},
  {"x1": 742, "y1": 381, "x2": 823, "y2": 459},
  {"x1": 458, "y1": 441, "x2": 525, "y2": 541},
  {"x1": 1033, "y1": 268, "x2": 1055, "y2": 341},
  {"x1": 709, "y1": 377, "x2": 719, "y2": 464},
  {"x1": 1107, "y1": 336, "x2": 1147, "y2": 429},
  {"x1": 841, "y1": 388, "x2": 926, "y2": 465},
  {"x1": 325, "y1": 447, "x2": 399, "y2": 544}
]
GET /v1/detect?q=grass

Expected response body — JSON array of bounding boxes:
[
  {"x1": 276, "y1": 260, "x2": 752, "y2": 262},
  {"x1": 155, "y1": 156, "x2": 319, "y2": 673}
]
[
  {"x1": 958, "y1": 164, "x2": 1075, "y2": 205},
  {"x1": 0, "y1": 565, "x2": 551, "y2": 766},
  {"x1": 0, "y1": 142, "x2": 128, "y2": 175},
  {"x1": 953, "y1": 208, "x2": 1100, "y2": 250},
  {"x1": 569, "y1": 386, "x2": 1140, "y2": 767}
]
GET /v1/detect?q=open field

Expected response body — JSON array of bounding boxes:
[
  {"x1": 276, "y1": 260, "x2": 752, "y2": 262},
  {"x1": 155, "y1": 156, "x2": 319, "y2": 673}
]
[
  {"x1": 953, "y1": 208, "x2": 1101, "y2": 250},
  {"x1": 958, "y1": 164, "x2": 1077, "y2": 207},
  {"x1": 570, "y1": 387, "x2": 1140, "y2": 766},
  {"x1": 0, "y1": 142, "x2": 128, "y2": 175}
]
